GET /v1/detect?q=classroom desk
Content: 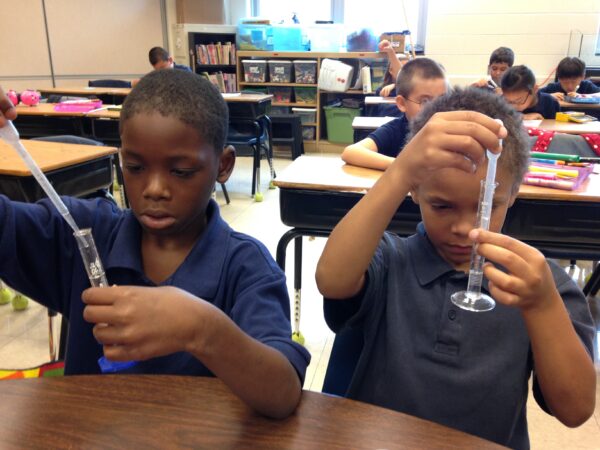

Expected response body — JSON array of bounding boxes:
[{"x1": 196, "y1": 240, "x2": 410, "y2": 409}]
[
  {"x1": 274, "y1": 156, "x2": 600, "y2": 306},
  {"x1": 364, "y1": 95, "x2": 397, "y2": 115},
  {"x1": 351, "y1": 116, "x2": 396, "y2": 142},
  {"x1": 39, "y1": 86, "x2": 132, "y2": 105},
  {"x1": 524, "y1": 119, "x2": 600, "y2": 134},
  {"x1": 14, "y1": 103, "x2": 87, "y2": 138},
  {"x1": 0, "y1": 139, "x2": 117, "y2": 201},
  {"x1": 0, "y1": 375, "x2": 503, "y2": 449}
]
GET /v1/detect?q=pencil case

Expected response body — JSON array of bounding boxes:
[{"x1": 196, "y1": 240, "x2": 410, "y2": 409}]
[{"x1": 523, "y1": 162, "x2": 593, "y2": 190}]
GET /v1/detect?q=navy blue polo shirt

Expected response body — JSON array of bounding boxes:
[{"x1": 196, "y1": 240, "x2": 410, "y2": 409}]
[
  {"x1": 174, "y1": 62, "x2": 193, "y2": 72},
  {"x1": 324, "y1": 224, "x2": 594, "y2": 449},
  {"x1": 0, "y1": 196, "x2": 310, "y2": 378},
  {"x1": 540, "y1": 79, "x2": 600, "y2": 95},
  {"x1": 367, "y1": 115, "x2": 410, "y2": 157},
  {"x1": 523, "y1": 92, "x2": 560, "y2": 119}
]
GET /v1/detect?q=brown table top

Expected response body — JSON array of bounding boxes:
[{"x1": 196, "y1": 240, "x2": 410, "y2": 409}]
[
  {"x1": 0, "y1": 375, "x2": 503, "y2": 449},
  {"x1": 274, "y1": 155, "x2": 600, "y2": 203},
  {"x1": 39, "y1": 86, "x2": 132, "y2": 96},
  {"x1": 15, "y1": 103, "x2": 89, "y2": 117},
  {"x1": 0, "y1": 140, "x2": 117, "y2": 176},
  {"x1": 523, "y1": 118, "x2": 600, "y2": 134},
  {"x1": 559, "y1": 99, "x2": 600, "y2": 110}
]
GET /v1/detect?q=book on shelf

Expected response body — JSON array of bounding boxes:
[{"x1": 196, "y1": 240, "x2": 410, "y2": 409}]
[
  {"x1": 195, "y1": 42, "x2": 236, "y2": 66},
  {"x1": 199, "y1": 71, "x2": 237, "y2": 93}
]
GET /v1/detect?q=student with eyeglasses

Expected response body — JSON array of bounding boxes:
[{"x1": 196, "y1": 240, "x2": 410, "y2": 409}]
[
  {"x1": 342, "y1": 58, "x2": 448, "y2": 171},
  {"x1": 501, "y1": 65, "x2": 560, "y2": 120}
]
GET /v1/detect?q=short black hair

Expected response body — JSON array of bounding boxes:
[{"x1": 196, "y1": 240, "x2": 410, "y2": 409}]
[
  {"x1": 408, "y1": 86, "x2": 529, "y2": 190},
  {"x1": 120, "y1": 69, "x2": 228, "y2": 153},
  {"x1": 149, "y1": 46, "x2": 170, "y2": 66},
  {"x1": 500, "y1": 65, "x2": 536, "y2": 93},
  {"x1": 556, "y1": 56, "x2": 586, "y2": 79},
  {"x1": 395, "y1": 57, "x2": 446, "y2": 98},
  {"x1": 489, "y1": 47, "x2": 515, "y2": 67}
]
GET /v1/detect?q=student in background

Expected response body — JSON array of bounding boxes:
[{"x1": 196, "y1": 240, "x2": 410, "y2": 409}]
[
  {"x1": 342, "y1": 58, "x2": 447, "y2": 171},
  {"x1": 316, "y1": 87, "x2": 596, "y2": 448},
  {"x1": 472, "y1": 46, "x2": 515, "y2": 92},
  {"x1": 540, "y1": 56, "x2": 600, "y2": 101},
  {"x1": 148, "y1": 46, "x2": 192, "y2": 72},
  {"x1": 0, "y1": 72, "x2": 309, "y2": 419},
  {"x1": 372, "y1": 47, "x2": 411, "y2": 117},
  {"x1": 501, "y1": 65, "x2": 560, "y2": 119}
]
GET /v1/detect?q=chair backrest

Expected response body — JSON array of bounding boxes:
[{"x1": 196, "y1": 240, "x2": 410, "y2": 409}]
[
  {"x1": 32, "y1": 135, "x2": 104, "y2": 146},
  {"x1": 88, "y1": 79, "x2": 131, "y2": 88},
  {"x1": 270, "y1": 114, "x2": 304, "y2": 160},
  {"x1": 321, "y1": 327, "x2": 364, "y2": 396}
]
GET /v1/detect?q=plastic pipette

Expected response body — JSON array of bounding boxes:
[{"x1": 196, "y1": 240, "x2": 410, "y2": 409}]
[
  {"x1": 450, "y1": 143, "x2": 501, "y2": 312},
  {"x1": 0, "y1": 122, "x2": 134, "y2": 371}
]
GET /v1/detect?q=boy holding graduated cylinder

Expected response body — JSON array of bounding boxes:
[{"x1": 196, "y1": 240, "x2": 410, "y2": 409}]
[
  {"x1": 342, "y1": 58, "x2": 447, "y2": 171},
  {"x1": 0, "y1": 73, "x2": 309, "y2": 419},
  {"x1": 317, "y1": 87, "x2": 595, "y2": 448}
]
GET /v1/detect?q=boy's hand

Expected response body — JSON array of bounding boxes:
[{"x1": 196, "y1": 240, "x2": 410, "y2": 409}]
[
  {"x1": 0, "y1": 86, "x2": 17, "y2": 127},
  {"x1": 550, "y1": 92, "x2": 565, "y2": 101},
  {"x1": 82, "y1": 285, "x2": 214, "y2": 362},
  {"x1": 522, "y1": 112, "x2": 544, "y2": 120},
  {"x1": 379, "y1": 84, "x2": 395, "y2": 97},
  {"x1": 469, "y1": 229, "x2": 559, "y2": 312},
  {"x1": 394, "y1": 110, "x2": 506, "y2": 190},
  {"x1": 378, "y1": 39, "x2": 394, "y2": 53}
]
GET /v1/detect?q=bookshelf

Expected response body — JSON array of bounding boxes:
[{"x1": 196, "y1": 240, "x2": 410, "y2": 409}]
[
  {"x1": 236, "y1": 51, "x2": 386, "y2": 151},
  {"x1": 188, "y1": 31, "x2": 237, "y2": 93}
]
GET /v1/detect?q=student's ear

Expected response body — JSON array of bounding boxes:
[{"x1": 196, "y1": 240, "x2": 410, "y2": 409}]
[
  {"x1": 507, "y1": 189, "x2": 518, "y2": 208},
  {"x1": 532, "y1": 84, "x2": 539, "y2": 95},
  {"x1": 217, "y1": 145, "x2": 236, "y2": 183},
  {"x1": 410, "y1": 188, "x2": 420, "y2": 205},
  {"x1": 396, "y1": 95, "x2": 408, "y2": 113}
]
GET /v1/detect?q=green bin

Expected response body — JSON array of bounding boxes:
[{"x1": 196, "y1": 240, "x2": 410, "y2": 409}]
[{"x1": 323, "y1": 106, "x2": 362, "y2": 144}]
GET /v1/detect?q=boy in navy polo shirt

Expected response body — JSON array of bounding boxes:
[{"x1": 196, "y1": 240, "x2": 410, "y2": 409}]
[
  {"x1": 0, "y1": 72, "x2": 309, "y2": 419},
  {"x1": 472, "y1": 46, "x2": 515, "y2": 92},
  {"x1": 317, "y1": 88, "x2": 595, "y2": 448},
  {"x1": 540, "y1": 56, "x2": 600, "y2": 101},
  {"x1": 342, "y1": 58, "x2": 447, "y2": 171},
  {"x1": 501, "y1": 65, "x2": 560, "y2": 119}
]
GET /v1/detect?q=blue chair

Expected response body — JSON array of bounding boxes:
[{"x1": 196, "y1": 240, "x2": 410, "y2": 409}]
[
  {"x1": 322, "y1": 327, "x2": 364, "y2": 396},
  {"x1": 226, "y1": 115, "x2": 275, "y2": 201},
  {"x1": 88, "y1": 79, "x2": 132, "y2": 88}
]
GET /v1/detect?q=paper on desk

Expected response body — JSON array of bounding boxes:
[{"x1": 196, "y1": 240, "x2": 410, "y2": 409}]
[
  {"x1": 222, "y1": 93, "x2": 241, "y2": 98},
  {"x1": 523, "y1": 119, "x2": 542, "y2": 128}
]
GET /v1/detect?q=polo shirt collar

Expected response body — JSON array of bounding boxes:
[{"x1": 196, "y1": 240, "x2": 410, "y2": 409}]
[
  {"x1": 105, "y1": 199, "x2": 229, "y2": 298},
  {"x1": 407, "y1": 222, "x2": 489, "y2": 289}
]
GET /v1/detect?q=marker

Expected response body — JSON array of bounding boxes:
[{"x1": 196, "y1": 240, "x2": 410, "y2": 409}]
[
  {"x1": 528, "y1": 166, "x2": 578, "y2": 178},
  {"x1": 530, "y1": 152, "x2": 600, "y2": 164}
]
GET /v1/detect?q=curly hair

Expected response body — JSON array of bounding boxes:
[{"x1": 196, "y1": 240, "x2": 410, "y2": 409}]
[
  {"x1": 120, "y1": 69, "x2": 228, "y2": 153},
  {"x1": 408, "y1": 86, "x2": 529, "y2": 190}
]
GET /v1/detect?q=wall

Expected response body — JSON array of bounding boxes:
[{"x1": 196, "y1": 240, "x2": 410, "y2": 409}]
[
  {"x1": 1, "y1": 0, "x2": 165, "y2": 91},
  {"x1": 426, "y1": 0, "x2": 600, "y2": 86}
]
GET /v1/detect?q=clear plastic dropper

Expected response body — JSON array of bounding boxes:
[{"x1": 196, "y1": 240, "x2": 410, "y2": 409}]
[
  {"x1": 450, "y1": 143, "x2": 501, "y2": 312},
  {"x1": 0, "y1": 121, "x2": 134, "y2": 371}
]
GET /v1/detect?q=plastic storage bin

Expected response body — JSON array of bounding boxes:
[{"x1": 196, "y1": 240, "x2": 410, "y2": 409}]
[
  {"x1": 302, "y1": 126, "x2": 316, "y2": 140},
  {"x1": 267, "y1": 86, "x2": 293, "y2": 103},
  {"x1": 268, "y1": 60, "x2": 293, "y2": 83},
  {"x1": 272, "y1": 25, "x2": 304, "y2": 51},
  {"x1": 292, "y1": 107, "x2": 317, "y2": 125},
  {"x1": 243, "y1": 60, "x2": 267, "y2": 82},
  {"x1": 305, "y1": 24, "x2": 344, "y2": 51},
  {"x1": 294, "y1": 87, "x2": 317, "y2": 105},
  {"x1": 237, "y1": 24, "x2": 274, "y2": 51},
  {"x1": 269, "y1": 105, "x2": 291, "y2": 116},
  {"x1": 293, "y1": 60, "x2": 317, "y2": 84},
  {"x1": 323, "y1": 106, "x2": 362, "y2": 144}
]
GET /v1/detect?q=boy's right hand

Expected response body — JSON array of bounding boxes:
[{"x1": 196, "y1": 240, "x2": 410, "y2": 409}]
[
  {"x1": 550, "y1": 92, "x2": 565, "y2": 101},
  {"x1": 379, "y1": 84, "x2": 395, "y2": 97},
  {"x1": 393, "y1": 111, "x2": 507, "y2": 190},
  {"x1": 0, "y1": 86, "x2": 17, "y2": 127}
]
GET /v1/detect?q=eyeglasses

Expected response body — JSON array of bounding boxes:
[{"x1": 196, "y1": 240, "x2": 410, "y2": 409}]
[
  {"x1": 505, "y1": 92, "x2": 530, "y2": 106},
  {"x1": 405, "y1": 96, "x2": 434, "y2": 106}
]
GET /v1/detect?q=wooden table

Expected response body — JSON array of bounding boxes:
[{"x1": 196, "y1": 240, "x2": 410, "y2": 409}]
[
  {"x1": 523, "y1": 118, "x2": 600, "y2": 134},
  {"x1": 273, "y1": 155, "x2": 600, "y2": 300},
  {"x1": 0, "y1": 139, "x2": 117, "y2": 201},
  {"x1": 0, "y1": 375, "x2": 503, "y2": 449}
]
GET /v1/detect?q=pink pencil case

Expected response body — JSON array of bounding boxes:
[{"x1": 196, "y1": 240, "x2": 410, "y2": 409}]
[
  {"x1": 523, "y1": 163, "x2": 593, "y2": 190},
  {"x1": 53, "y1": 100, "x2": 102, "y2": 112}
]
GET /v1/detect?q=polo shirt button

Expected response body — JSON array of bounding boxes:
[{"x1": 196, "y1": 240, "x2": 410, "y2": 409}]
[{"x1": 448, "y1": 309, "x2": 457, "y2": 320}]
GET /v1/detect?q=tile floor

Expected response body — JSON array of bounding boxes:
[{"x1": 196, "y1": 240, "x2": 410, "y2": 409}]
[{"x1": 0, "y1": 153, "x2": 598, "y2": 448}]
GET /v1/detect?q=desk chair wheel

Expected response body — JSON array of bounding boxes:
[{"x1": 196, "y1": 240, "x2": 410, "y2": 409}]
[
  {"x1": 254, "y1": 192, "x2": 264, "y2": 202},
  {"x1": 292, "y1": 331, "x2": 305, "y2": 346}
]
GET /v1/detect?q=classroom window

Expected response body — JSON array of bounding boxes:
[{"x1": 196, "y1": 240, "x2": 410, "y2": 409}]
[{"x1": 252, "y1": 0, "x2": 333, "y2": 24}]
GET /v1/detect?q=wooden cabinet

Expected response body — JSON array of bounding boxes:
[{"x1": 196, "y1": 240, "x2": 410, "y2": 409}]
[{"x1": 236, "y1": 51, "x2": 386, "y2": 151}]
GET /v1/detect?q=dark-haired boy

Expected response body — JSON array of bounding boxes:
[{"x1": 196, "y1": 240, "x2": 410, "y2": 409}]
[
  {"x1": 472, "y1": 46, "x2": 515, "y2": 92},
  {"x1": 502, "y1": 65, "x2": 560, "y2": 119},
  {"x1": 342, "y1": 57, "x2": 448, "y2": 170},
  {"x1": 0, "y1": 71, "x2": 309, "y2": 419},
  {"x1": 540, "y1": 56, "x2": 600, "y2": 101},
  {"x1": 317, "y1": 87, "x2": 595, "y2": 448}
]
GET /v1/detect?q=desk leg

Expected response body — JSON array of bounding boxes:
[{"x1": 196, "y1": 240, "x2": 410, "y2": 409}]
[
  {"x1": 276, "y1": 229, "x2": 332, "y2": 345},
  {"x1": 583, "y1": 262, "x2": 600, "y2": 298}
]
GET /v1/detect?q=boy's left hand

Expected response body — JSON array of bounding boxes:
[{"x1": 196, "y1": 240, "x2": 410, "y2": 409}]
[
  {"x1": 82, "y1": 285, "x2": 212, "y2": 362},
  {"x1": 469, "y1": 229, "x2": 558, "y2": 312}
]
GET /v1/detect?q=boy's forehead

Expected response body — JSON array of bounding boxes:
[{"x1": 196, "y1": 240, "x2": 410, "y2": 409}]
[
  {"x1": 420, "y1": 163, "x2": 517, "y2": 195},
  {"x1": 408, "y1": 76, "x2": 447, "y2": 96}
]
